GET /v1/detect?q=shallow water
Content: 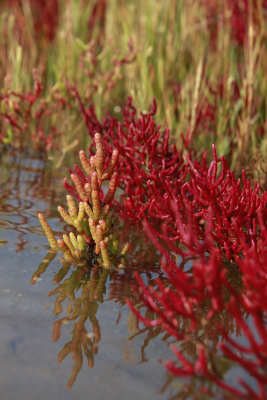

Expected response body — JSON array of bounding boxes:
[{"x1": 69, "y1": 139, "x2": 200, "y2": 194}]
[{"x1": 0, "y1": 150, "x2": 178, "y2": 400}]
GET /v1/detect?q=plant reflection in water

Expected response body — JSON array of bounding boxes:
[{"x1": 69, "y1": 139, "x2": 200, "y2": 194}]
[
  {"x1": 51, "y1": 265, "x2": 108, "y2": 389},
  {"x1": 31, "y1": 251, "x2": 111, "y2": 389},
  {"x1": 30, "y1": 223, "x2": 164, "y2": 390}
]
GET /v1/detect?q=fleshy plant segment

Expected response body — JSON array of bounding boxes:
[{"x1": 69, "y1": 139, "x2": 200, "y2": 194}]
[
  {"x1": 126, "y1": 148, "x2": 267, "y2": 398},
  {"x1": 75, "y1": 95, "x2": 186, "y2": 221},
  {"x1": 38, "y1": 133, "x2": 127, "y2": 269},
  {"x1": 128, "y1": 216, "x2": 267, "y2": 398}
]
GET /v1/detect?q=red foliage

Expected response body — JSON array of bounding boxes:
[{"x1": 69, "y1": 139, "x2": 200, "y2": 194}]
[
  {"x1": 87, "y1": 0, "x2": 107, "y2": 46},
  {"x1": 61, "y1": 94, "x2": 267, "y2": 395},
  {"x1": 203, "y1": 0, "x2": 267, "y2": 47},
  {"x1": 0, "y1": 0, "x2": 59, "y2": 44},
  {"x1": 144, "y1": 145, "x2": 266, "y2": 260},
  {"x1": 127, "y1": 210, "x2": 267, "y2": 398},
  {"x1": 0, "y1": 71, "x2": 68, "y2": 151},
  {"x1": 29, "y1": 0, "x2": 59, "y2": 43},
  {"x1": 112, "y1": 116, "x2": 267, "y2": 398},
  {"x1": 69, "y1": 94, "x2": 186, "y2": 220}
]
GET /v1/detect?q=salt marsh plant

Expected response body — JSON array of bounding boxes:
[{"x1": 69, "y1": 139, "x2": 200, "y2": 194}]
[
  {"x1": 126, "y1": 148, "x2": 267, "y2": 398},
  {"x1": 39, "y1": 133, "x2": 128, "y2": 269}
]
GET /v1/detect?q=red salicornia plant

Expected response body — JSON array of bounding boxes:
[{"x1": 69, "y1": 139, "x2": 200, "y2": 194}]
[
  {"x1": 126, "y1": 142, "x2": 267, "y2": 398},
  {"x1": 74, "y1": 94, "x2": 186, "y2": 220}
]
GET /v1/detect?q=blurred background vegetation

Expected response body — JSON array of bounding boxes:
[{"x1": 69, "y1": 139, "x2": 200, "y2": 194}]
[{"x1": 0, "y1": 0, "x2": 266, "y2": 185}]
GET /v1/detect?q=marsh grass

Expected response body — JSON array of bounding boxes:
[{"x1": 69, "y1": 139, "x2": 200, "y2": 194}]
[{"x1": 0, "y1": 0, "x2": 266, "y2": 184}]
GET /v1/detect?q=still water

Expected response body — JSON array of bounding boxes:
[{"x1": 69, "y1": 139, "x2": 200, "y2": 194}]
[{"x1": 0, "y1": 150, "x2": 176, "y2": 400}]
